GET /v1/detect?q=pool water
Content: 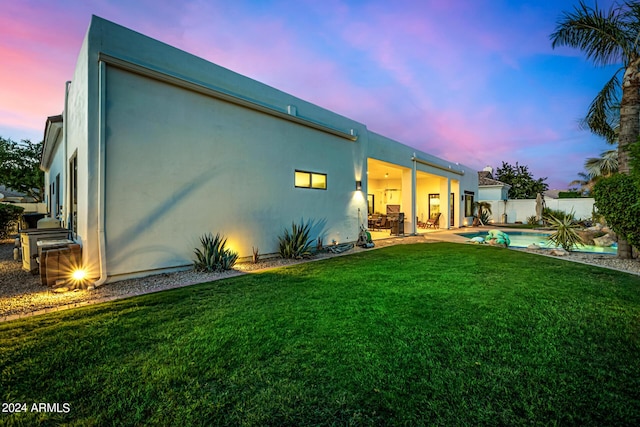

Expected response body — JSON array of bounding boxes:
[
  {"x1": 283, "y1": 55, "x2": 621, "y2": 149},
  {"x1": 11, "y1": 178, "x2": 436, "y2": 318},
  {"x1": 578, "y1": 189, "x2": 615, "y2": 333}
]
[{"x1": 456, "y1": 231, "x2": 617, "y2": 255}]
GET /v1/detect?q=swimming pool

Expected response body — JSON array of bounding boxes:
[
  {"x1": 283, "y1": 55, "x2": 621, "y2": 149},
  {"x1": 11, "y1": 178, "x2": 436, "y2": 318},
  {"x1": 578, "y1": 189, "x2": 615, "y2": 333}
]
[{"x1": 456, "y1": 231, "x2": 617, "y2": 255}]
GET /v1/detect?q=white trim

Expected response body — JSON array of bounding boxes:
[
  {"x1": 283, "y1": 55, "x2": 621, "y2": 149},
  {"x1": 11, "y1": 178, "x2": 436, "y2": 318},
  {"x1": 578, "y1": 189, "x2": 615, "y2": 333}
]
[{"x1": 411, "y1": 155, "x2": 465, "y2": 176}]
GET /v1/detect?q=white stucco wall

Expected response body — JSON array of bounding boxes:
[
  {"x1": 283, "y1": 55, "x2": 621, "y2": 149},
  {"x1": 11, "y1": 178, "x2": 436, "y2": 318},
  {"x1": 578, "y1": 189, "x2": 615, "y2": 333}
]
[
  {"x1": 103, "y1": 67, "x2": 366, "y2": 276},
  {"x1": 480, "y1": 198, "x2": 596, "y2": 223},
  {"x1": 478, "y1": 185, "x2": 508, "y2": 201}
]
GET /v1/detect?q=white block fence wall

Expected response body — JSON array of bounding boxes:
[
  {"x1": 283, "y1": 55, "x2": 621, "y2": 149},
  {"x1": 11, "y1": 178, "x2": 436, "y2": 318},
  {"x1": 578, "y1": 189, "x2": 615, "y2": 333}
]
[{"x1": 479, "y1": 198, "x2": 596, "y2": 224}]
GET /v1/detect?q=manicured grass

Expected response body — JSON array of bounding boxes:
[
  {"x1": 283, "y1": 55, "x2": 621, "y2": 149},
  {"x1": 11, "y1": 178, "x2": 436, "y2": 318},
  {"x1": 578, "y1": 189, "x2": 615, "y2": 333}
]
[{"x1": 1, "y1": 243, "x2": 639, "y2": 426}]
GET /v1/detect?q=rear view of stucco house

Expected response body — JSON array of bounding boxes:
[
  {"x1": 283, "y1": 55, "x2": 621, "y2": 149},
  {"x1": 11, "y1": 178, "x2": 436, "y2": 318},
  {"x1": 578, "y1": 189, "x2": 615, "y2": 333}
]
[{"x1": 40, "y1": 16, "x2": 478, "y2": 284}]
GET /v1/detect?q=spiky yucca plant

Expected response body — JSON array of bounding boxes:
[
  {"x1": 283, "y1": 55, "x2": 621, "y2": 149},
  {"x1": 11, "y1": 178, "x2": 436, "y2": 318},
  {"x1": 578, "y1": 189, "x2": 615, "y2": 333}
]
[
  {"x1": 278, "y1": 221, "x2": 314, "y2": 259},
  {"x1": 194, "y1": 233, "x2": 238, "y2": 272},
  {"x1": 545, "y1": 212, "x2": 582, "y2": 251}
]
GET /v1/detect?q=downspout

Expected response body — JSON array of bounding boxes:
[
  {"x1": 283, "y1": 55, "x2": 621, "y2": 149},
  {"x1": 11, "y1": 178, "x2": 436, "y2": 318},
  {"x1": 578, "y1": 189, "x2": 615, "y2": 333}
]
[
  {"x1": 93, "y1": 61, "x2": 108, "y2": 288},
  {"x1": 63, "y1": 81, "x2": 71, "y2": 225}
]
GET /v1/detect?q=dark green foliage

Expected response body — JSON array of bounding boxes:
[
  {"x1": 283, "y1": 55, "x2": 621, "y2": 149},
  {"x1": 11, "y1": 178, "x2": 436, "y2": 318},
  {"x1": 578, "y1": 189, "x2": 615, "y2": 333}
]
[
  {"x1": 543, "y1": 207, "x2": 573, "y2": 222},
  {"x1": 545, "y1": 211, "x2": 582, "y2": 251},
  {"x1": 193, "y1": 232, "x2": 238, "y2": 271},
  {"x1": 478, "y1": 209, "x2": 491, "y2": 224},
  {"x1": 278, "y1": 221, "x2": 313, "y2": 259},
  {"x1": 526, "y1": 215, "x2": 538, "y2": 225},
  {"x1": 558, "y1": 191, "x2": 582, "y2": 198},
  {"x1": 0, "y1": 203, "x2": 24, "y2": 238},
  {"x1": 1, "y1": 244, "x2": 640, "y2": 425},
  {"x1": 0, "y1": 136, "x2": 44, "y2": 201},
  {"x1": 495, "y1": 161, "x2": 549, "y2": 199},
  {"x1": 592, "y1": 174, "x2": 640, "y2": 248}
]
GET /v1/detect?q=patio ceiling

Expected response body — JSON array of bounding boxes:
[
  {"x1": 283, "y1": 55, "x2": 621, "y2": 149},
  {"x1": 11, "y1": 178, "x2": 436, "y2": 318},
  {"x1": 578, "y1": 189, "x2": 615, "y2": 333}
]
[{"x1": 367, "y1": 158, "x2": 405, "y2": 181}]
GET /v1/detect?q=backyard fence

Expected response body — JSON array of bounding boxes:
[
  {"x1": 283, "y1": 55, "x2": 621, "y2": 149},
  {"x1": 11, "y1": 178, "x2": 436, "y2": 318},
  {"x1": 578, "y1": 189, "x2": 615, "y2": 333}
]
[{"x1": 479, "y1": 198, "x2": 595, "y2": 224}]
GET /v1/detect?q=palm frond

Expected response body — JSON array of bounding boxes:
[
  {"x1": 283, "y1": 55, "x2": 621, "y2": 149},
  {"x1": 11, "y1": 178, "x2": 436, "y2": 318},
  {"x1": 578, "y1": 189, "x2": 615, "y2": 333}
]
[
  {"x1": 585, "y1": 149, "x2": 618, "y2": 178},
  {"x1": 580, "y1": 72, "x2": 622, "y2": 143},
  {"x1": 550, "y1": 1, "x2": 631, "y2": 66}
]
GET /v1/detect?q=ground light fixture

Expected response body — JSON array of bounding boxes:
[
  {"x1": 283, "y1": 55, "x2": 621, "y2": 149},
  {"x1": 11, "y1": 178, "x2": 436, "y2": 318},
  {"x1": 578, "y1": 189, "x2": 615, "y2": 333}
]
[{"x1": 70, "y1": 268, "x2": 89, "y2": 287}]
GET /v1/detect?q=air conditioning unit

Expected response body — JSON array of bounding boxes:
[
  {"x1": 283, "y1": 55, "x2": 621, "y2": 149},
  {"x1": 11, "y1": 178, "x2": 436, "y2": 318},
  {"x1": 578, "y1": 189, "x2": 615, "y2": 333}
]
[{"x1": 37, "y1": 242, "x2": 82, "y2": 288}]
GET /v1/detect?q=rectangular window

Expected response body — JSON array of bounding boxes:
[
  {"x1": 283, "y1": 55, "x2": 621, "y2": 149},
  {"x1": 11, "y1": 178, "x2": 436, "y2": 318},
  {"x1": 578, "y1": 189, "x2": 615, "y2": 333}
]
[
  {"x1": 55, "y1": 174, "x2": 61, "y2": 219},
  {"x1": 464, "y1": 192, "x2": 474, "y2": 217},
  {"x1": 69, "y1": 154, "x2": 78, "y2": 235},
  {"x1": 295, "y1": 170, "x2": 327, "y2": 190}
]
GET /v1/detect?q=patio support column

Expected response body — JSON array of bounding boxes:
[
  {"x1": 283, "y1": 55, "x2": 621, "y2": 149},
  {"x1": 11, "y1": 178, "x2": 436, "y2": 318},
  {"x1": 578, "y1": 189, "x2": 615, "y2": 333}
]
[
  {"x1": 446, "y1": 178, "x2": 451, "y2": 229},
  {"x1": 401, "y1": 168, "x2": 414, "y2": 235},
  {"x1": 411, "y1": 155, "x2": 417, "y2": 235},
  {"x1": 440, "y1": 177, "x2": 452, "y2": 230}
]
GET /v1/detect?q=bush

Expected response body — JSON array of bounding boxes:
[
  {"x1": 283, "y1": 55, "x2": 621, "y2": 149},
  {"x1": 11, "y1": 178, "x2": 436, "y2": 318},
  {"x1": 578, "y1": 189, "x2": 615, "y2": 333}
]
[
  {"x1": 193, "y1": 233, "x2": 238, "y2": 272},
  {"x1": 558, "y1": 191, "x2": 582, "y2": 198},
  {"x1": 526, "y1": 215, "x2": 538, "y2": 225},
  {"x1": 278, "y1": 221, "x2": 314, "y2": 259},
  {"x1": 0, "y1": 203, "x2": 24, "y2": 238},
  {"x1": 478, "y1": 210, "x2": 491, "y2": 225},
  {"x1": 592, "y1": 174, "x2": 640, "y2": 248},
  {"x1": 543, "y1": 207, "x2": 573, "y2": 223},
  {"x1": 545, "y1": 211, "x2": 582, "y2": 251}
]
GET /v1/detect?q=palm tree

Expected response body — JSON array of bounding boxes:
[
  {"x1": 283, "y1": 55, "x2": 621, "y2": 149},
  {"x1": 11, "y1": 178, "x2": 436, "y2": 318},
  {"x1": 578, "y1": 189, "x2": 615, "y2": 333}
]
[
  {"x1": 473, "y1": 201, "x2": 493, "y2": 225},
  {"x1": 570, "y1": 150, "x2": 619, "y2": 195},
  {"x1": 551, "y1": 1, "x2": 640, "y2": 259},
  {"x1": 569, "y1": 172, "x2": 595, "y2": 195},
  {"x1": 585, "y1": 149, "x2": 618, "y2": 178}
]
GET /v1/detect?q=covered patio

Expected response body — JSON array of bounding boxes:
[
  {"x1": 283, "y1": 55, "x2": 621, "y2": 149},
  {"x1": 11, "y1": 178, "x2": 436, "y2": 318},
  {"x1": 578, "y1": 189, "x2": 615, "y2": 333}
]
[{"x1": 365, "y1": 158, "x2": 465, "y2": 239}]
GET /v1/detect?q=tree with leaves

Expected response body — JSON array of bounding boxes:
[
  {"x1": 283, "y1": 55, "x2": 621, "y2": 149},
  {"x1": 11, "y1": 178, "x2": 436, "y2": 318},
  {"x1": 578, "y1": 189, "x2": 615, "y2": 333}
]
[
  {"x1": 494, "y1": 161, "x2": 549, "y2": 199},
  {"x1": 551, "y1": 1, "x2": 640, "y2": 259},
  {"x1": 0, "y1": 136, "x2": 44, "y2": 202}
]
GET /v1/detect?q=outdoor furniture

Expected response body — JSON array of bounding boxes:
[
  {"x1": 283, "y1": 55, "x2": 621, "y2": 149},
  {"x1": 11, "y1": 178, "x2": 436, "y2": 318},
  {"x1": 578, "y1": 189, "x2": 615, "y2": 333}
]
[{"x1": 425, "y1": 212, "x2": 441, "y2": 229}]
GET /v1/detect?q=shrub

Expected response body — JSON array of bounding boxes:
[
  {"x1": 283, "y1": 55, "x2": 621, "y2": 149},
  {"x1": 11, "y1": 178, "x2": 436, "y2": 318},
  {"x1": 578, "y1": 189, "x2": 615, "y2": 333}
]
[
  {"x1": 592, "y1": 173, "x2": 640, "y2": 248},
  {"x1": 526, "y1": 215, "x2": 538, "y2": 225},
  {"x1": 543, "y1": 207, "x2": 573, "y2": 223},
  {"x1": 0, "y1": 203, "x2": 24, "y2": 238},
  {"x1": 478, "y1": 210, "x2": 491, "y2": 225},
  {"x1": 193, "y1": 233, "x2": 238, "y2": 272},
  {"x1": 278, "y1": 221, "x2": 313, "y2": 259},
  {"x1": 558, "y1": 191, "x2": 582, "y2": 198},
  {"x1": 545, "y1": 211, "x2": 582, "y2": 251}
]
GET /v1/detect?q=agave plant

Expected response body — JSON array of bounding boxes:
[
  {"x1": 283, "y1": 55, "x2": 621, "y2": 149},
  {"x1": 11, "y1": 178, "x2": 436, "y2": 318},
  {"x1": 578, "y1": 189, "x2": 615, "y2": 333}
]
[
  {"x1": 194, "y1": 232, "x2": 238, "y2": 272},
  {"x1": 278, "y1": 221, "x2": 314, "y2": 259},
  {"x1": 545, "y1": 212, "x2": 582, "y2": 252}
]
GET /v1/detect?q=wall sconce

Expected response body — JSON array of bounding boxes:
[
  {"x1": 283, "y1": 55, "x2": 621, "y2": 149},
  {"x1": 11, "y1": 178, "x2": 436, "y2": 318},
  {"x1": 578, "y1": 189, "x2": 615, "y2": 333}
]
[{"x1": 355, "y1": 180, "x2": 362, "y2": 191}]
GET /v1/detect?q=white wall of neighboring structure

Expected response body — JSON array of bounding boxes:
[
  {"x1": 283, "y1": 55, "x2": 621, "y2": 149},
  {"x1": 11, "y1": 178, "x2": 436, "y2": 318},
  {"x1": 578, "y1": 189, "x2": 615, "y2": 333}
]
[
  {"x1": 41, "y1": 16, "x2": 478, "y2": 283},
  {"x1": 478, "y1": 185, "x2": 508, "y2": 201},
  {"x1": 480, "y1": 198, "x2": 596, "y2": 223}
]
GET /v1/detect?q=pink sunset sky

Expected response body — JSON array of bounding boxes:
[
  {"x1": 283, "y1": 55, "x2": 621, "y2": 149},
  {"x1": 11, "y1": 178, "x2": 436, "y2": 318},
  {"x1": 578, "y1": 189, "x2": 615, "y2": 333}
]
[{"x1": 0, "y1": 0, "x2": 620, "y2": 188}]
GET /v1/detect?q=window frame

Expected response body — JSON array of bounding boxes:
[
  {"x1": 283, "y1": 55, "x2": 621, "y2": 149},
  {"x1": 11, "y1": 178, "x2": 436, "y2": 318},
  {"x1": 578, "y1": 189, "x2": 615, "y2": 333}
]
[
  {"x1": 294, "y1": 169, "x2": 327, "y2": 190},
  {"x1": 464, "y1": 192, "x2": 475, "y2": 217}
]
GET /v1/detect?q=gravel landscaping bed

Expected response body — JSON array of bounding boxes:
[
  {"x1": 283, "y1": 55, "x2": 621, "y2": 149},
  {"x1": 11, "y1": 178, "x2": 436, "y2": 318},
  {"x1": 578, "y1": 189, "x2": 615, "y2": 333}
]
[{"x1": 1, "y1": 236, "x2": 638, "y2": 321}]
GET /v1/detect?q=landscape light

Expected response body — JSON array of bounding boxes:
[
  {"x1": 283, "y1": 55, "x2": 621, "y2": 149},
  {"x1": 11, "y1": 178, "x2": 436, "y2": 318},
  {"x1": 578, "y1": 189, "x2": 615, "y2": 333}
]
[{"x1": 71, "y1": 268, "x2": 87, "y2": 282}]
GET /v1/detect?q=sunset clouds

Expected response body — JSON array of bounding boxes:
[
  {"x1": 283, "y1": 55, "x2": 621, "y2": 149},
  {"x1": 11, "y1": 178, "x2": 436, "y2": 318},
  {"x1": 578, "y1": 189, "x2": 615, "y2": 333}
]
[{"x1": 0, "y1": 0, "x2": 618, "y2": 187}]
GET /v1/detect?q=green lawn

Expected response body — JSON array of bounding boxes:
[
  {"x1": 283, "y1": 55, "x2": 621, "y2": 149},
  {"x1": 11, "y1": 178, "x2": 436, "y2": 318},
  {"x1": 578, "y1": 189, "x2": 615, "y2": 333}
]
[{"x1": 1, "y1": 243, "x2": 639, "y2": 426}]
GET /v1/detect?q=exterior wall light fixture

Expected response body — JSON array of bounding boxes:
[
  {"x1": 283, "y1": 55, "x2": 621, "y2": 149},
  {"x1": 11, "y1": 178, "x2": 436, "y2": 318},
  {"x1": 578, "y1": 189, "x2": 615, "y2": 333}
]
[{"x1": 355, "y1": 181, "x2": 362, "y2": 191}]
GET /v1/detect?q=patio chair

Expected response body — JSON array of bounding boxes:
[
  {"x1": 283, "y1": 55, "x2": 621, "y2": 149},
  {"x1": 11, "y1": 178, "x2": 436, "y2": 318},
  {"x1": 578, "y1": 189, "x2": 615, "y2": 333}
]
[{"x1": 425, "y1": 212, "x2": 441, "y2": 229}]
